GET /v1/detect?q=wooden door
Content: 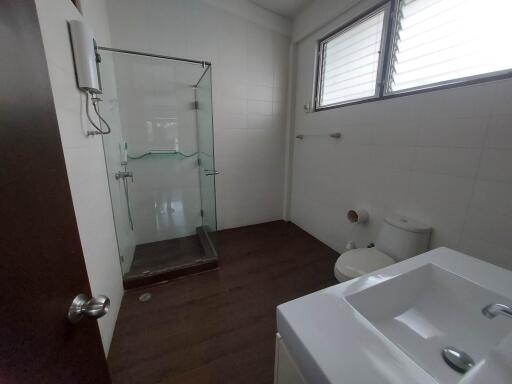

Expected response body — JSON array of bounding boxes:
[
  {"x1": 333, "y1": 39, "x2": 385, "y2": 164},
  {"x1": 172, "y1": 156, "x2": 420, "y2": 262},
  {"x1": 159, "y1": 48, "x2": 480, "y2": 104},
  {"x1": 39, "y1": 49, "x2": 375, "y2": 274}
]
[{"x1": 0, "y1": 1, "x2": 112, "y2": 383}]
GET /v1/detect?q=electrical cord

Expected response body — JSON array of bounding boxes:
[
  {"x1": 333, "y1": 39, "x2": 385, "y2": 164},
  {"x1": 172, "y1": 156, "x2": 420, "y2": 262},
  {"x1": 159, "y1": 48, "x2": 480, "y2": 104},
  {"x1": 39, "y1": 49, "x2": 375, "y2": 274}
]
[
  {"x1": 92, "y1": 98, "x2": 112, "y2": 134},
  {"x1": 85, "y1": 91, "x2": 111, "y2": 135}
]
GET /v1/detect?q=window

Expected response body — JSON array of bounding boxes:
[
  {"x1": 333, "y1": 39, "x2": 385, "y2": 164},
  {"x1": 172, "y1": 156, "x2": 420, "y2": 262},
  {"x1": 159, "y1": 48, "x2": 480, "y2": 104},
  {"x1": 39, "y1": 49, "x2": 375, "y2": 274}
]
[
  {"x1": 71, "y1": 0, "x2": 82, "y2": 13},
  {"x1": 317, "y1": 7, "x2": 389, "y2": 108},
  {"x1": 387, "y1": 0, "x2": 512, "y2": 93},
  {"x1": 315, "y1": 0, "x2": 512, "y2": 110}
]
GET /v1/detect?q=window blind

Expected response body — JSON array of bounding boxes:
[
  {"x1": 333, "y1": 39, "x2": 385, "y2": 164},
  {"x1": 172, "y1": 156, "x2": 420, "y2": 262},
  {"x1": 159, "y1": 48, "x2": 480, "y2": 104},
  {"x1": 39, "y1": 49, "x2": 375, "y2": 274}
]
[
  {"x1": 387, "y1": 0, "x2": 512, "y2": 93},
  {"x1": 319, "y1": 9, "x2": 386, "y2": 107}
]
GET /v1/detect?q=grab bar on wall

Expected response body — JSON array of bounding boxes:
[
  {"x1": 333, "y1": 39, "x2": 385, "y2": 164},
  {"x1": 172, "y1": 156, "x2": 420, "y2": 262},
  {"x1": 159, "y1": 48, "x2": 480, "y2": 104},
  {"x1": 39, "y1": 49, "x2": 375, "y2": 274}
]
[{"x1": 295, "y1": 132, "x2": 342, "y2": 140}]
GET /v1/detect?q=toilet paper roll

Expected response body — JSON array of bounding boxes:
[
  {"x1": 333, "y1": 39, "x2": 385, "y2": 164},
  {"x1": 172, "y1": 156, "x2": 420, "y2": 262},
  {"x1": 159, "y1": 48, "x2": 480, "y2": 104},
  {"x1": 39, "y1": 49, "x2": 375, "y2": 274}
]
[{"x1": 347, "y1": 209, "x2": 369, "y2": 224}]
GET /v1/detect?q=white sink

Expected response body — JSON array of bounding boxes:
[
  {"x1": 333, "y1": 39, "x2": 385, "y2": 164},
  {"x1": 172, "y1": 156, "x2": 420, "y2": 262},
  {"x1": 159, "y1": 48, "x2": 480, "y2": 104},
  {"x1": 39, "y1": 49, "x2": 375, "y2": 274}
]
[{"x1": 346, "y1": 263, "x2": 512, "y2": 383}]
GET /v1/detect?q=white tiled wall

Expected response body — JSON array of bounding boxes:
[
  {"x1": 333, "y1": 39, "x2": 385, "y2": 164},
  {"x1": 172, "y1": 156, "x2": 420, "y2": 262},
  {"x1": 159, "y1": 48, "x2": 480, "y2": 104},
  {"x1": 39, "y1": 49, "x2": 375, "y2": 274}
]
[
  {"x1": 290, "y1": 0, "x2": 512, "y2": 271},
  {"x1": 35, "y1": 0, "x2": 123, "y2": 355},
  {"x1": 105, "y1": 0, "x2": 292, "y2": 229}
]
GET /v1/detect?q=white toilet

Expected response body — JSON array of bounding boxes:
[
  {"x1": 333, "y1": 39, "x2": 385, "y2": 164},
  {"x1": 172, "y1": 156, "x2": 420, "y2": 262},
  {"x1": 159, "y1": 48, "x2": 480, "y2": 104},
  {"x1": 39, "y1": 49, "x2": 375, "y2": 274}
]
[{"x1": 334, "y1": 214, "x2": 432, "y2": 280}]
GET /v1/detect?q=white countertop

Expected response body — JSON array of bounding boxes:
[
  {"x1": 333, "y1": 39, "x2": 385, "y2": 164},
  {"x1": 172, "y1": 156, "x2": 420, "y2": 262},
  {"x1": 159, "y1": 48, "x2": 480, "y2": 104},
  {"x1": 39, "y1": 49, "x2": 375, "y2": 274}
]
[{"x1": 277, "y1": 247, "x2": 512, "y2": 384}]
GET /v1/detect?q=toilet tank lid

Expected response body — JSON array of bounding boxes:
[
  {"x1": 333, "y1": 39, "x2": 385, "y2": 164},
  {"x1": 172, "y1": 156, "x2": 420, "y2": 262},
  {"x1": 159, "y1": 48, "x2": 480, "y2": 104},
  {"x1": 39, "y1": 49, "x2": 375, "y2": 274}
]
[{"x1": 384, "y1": 214, "x2": 432, "y2": 233}]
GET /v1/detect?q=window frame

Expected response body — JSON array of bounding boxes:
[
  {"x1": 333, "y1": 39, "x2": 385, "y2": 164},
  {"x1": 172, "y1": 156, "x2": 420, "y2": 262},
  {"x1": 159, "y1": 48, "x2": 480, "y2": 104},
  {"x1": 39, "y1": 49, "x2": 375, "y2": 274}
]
[
  {"x1": 313, "y1": 0, "x2": 512, "y2": 112},
  {"x1": 315, "y1": 2, "x2": 392, "y2": 110}
]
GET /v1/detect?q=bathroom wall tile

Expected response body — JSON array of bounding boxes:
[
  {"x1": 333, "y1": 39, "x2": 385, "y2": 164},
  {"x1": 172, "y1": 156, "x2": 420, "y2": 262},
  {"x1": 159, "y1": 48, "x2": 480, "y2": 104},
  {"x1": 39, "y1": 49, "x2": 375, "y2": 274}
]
[
  {"x1": 248, "y1": 69, "x2": 275, "y2": 88},
  {"x1": 407, "y1": 172, "x2": 474, "y2": 224},
  {"x1": 336, "y1": 123, "x2": 376, "y2": 146},
  {"x1": 273, "y1": 33, "x2": 290, "y2": 89},
  {"x1": 273, "y1": 86, "x2": 287, "y2": 103},
  {"x1": 247, "y1": 114, "x2": 273, "y2": 130},
  {"x1": 216, "y1": 59, "x2": 247, "y2": 85},
  {"x1": 221, "y1": 82, "x2": 248, "y2": 100},
  {"x1": 371, "y1": 146, "x2": 416, "y2": 171},
  {"x1": 418, "y1": 117, "x2": 488, "y2": 148},
  {"x1": 417, "y1": 83, "x2": 495, "y2": 119},
  {"x1": 373, "y1": 120, "x2": 419, "y2": 147},
  {"x1": 219, "y1": 97, "x2": 248, "y2": 116},
  {"x1": 462, "y1": 206, "x2": 512, "y2": 250},
  {"x1": 470, "y1": 180, "x2": 512, "y2": 218},
  {"x1": 413, "y1": 147, "x2": 481, "y2": 178},
  {"x1": 247, "y1": 23, "x2": 273, "y2": 69},
  {"x1": 248, "y1": 85, "x2": 273, "y2": 101},
  {"x1": 477, "y1": 149, "x2": 512, "y2": 183},
  {"x1": 106, "y1": 0, "x2": 150, "y2": 52},
  {"x1": 458, "y1": 237, "x2": 512, "y2": 271},
  {"x1": 368, "y1": 95, "x2": 425, "y2": 123},
  {"x1": 186, "y1": 25, "x2": 220, "y2": 63},
  {"x1": 218, "y1": 113, "x2": 248, "y2": 131},
  {"x1": 358, "y1": 169, "x2": 411, "y2": 215},
  {"x1": 248, "y1": 100, "x2": 273, "y2": 116},
  {"x1": 485, "y1": 115, "x2": 512, "y2": 149},
  {"x1": 492, "y1": 78, "x2": 512, "y2": 116}
]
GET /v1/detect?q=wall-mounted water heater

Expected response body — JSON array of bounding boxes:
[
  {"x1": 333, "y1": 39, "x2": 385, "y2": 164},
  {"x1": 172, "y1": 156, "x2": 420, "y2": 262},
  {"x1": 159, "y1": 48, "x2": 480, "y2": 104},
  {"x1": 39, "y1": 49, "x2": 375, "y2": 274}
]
[
  {"x1": 69, "y1": 20, "x2": 111, "y2": 136},
  {"x1": 69, "y1": 20, "x2": 101, "y2": 94}
]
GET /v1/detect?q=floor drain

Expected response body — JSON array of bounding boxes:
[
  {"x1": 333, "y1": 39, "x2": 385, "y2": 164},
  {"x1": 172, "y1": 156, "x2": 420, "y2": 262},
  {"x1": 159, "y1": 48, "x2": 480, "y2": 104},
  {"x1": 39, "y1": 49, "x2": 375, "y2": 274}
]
[{"x1": 139, "y1": 293, "x2": 152, "y2": 302}]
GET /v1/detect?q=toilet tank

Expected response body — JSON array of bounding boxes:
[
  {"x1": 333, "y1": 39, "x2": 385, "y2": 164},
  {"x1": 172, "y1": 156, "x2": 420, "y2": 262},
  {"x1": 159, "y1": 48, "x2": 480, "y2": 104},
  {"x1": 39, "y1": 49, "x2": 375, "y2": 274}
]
[{"x1": 375, "y1": 214, "x2": 432, "y2": 262}]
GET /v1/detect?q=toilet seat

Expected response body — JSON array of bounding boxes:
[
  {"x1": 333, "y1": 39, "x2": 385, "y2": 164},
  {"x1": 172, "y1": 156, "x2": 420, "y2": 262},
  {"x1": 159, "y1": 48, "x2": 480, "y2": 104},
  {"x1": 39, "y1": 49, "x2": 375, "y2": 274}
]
[{"x1": 334, "y1": 248, "x2": 395, "y2": 280}]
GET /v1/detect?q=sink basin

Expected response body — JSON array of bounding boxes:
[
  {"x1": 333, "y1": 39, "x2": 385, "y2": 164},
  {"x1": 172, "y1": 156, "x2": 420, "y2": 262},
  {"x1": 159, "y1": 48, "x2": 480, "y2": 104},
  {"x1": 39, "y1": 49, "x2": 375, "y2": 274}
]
[{"x1": 346, "y1": 263, "x2": 512, "y2": 383}]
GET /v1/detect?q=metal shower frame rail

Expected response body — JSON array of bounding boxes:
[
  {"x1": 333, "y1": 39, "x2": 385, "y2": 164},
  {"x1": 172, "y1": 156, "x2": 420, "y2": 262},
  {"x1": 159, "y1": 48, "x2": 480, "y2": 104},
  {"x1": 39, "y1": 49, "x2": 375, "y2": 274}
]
[{"x1": 97, "y1": 46, "x2": 211, "y2": 67}]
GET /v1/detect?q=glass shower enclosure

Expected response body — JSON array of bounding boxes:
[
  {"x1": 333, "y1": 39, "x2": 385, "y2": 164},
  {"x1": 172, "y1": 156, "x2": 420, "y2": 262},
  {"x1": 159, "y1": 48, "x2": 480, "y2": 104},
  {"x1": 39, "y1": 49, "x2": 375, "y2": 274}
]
[{"x1": 97, "y1": 48, "x2": 217, "y2": 288}]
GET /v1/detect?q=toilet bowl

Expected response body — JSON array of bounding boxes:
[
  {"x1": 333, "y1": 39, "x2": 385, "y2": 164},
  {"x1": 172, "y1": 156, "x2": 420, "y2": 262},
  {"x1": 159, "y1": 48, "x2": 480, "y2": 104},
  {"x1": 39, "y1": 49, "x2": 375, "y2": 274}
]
[{"x1": 335, "y1": 214, "x2": 432, "y2": 280}]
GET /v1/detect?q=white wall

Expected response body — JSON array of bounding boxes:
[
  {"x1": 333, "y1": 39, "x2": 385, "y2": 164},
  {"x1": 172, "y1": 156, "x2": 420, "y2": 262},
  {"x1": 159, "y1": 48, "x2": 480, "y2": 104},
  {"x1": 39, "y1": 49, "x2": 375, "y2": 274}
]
[
  {"x1": 292, "y1": 0, "x2": 359, "y2": 42},
  {"x1": 35, "y1": 0, "x2": 124, "y2": 355},
  {"x1": 290, "y1": 0, "x2": 512, "y2": 270},
  {"x1": 105, "y1": 0, "x2": 292, "y2": 229}
]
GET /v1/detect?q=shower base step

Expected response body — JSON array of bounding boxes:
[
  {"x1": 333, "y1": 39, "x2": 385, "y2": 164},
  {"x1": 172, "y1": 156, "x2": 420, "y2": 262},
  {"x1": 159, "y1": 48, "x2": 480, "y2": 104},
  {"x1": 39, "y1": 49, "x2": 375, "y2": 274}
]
[
  {"x1": 123, "y1": 258, "x2": 218, "y2": 290},
  {"x1": 123, "y1": 232, "x2": 218, "y2": 290}
]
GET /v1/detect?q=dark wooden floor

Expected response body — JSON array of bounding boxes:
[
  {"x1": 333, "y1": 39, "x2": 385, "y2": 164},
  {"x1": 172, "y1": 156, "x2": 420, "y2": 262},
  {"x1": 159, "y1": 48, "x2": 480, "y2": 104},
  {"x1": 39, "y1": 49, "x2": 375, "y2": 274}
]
[{"x1": 108, "y1": 221, "x2": 339, "y2": 384}]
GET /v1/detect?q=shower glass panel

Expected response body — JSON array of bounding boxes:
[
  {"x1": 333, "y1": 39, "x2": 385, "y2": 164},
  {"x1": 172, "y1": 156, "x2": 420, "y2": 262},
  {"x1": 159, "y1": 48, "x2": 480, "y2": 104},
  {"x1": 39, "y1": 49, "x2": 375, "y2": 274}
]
[
  {"x1": 98, "y1": 49, "x2": 217, "y2": 286},
  {"x1": 196, "y1": 67, "x2": 217, "y2": 244}
]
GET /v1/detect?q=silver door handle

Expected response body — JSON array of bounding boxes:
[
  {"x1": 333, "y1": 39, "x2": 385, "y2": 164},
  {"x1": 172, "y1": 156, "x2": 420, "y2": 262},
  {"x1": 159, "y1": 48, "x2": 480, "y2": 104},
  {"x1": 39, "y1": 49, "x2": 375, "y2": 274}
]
[
  {"x1": 204, "y1": 169, "x2": 219, "y2": 176},
  {"x1": 67, "y1": 294, "x2": 110, "y2": 324}
]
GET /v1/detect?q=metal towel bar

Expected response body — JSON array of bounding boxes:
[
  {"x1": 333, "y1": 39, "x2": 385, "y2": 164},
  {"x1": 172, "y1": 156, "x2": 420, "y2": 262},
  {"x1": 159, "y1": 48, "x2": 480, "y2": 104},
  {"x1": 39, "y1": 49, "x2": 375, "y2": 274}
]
[{"x1": 296, "y1": 132, "x2": 341, "y2": 140}]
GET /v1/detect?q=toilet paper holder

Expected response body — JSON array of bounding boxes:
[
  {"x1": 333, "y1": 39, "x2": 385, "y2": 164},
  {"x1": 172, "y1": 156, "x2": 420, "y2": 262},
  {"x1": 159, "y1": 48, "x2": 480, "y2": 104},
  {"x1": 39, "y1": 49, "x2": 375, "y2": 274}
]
[{"x1": 347, "y1": 209, "x2": 369, "y2": 224}]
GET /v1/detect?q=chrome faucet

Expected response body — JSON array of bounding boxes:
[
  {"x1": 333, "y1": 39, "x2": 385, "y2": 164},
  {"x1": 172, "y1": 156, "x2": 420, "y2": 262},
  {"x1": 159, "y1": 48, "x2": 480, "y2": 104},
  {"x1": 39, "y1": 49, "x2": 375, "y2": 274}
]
[
  {"x1": 115, "y1": 170, "x2": 133, "y2": 181},
  {"x1": 482, "y1": 304, "x2": 512, "y2": 319}
]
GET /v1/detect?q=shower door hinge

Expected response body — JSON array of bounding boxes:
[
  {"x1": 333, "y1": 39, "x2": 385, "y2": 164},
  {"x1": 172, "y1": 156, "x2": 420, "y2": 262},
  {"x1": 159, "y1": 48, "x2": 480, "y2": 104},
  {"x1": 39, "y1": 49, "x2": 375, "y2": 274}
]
[
  {"x1": 200, "y1": 209, "x2": 204, "y2": 217},
  {"x1": 197, "y1": 158, "x2": 202, "y2": 166},
  {"x1": 192, "y1": 101, "x2": 199, "y2": 110},
  {"x1": 120, "y1": 255, "x2": 125, "y2": 263}
]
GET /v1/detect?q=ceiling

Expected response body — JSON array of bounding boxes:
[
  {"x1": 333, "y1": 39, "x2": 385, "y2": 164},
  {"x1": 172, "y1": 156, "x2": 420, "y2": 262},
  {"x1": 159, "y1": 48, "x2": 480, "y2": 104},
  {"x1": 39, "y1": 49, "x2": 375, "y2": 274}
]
[{"x1": 249, "y1": 0, "x2": 312, "y2": 18}]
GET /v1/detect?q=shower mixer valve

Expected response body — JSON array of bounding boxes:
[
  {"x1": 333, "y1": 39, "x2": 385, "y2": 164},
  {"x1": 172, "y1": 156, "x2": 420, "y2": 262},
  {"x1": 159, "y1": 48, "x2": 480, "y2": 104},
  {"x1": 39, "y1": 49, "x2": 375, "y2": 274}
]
[{"x1": 115, "y1": 171, "x2": 134, "y2": 181}]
